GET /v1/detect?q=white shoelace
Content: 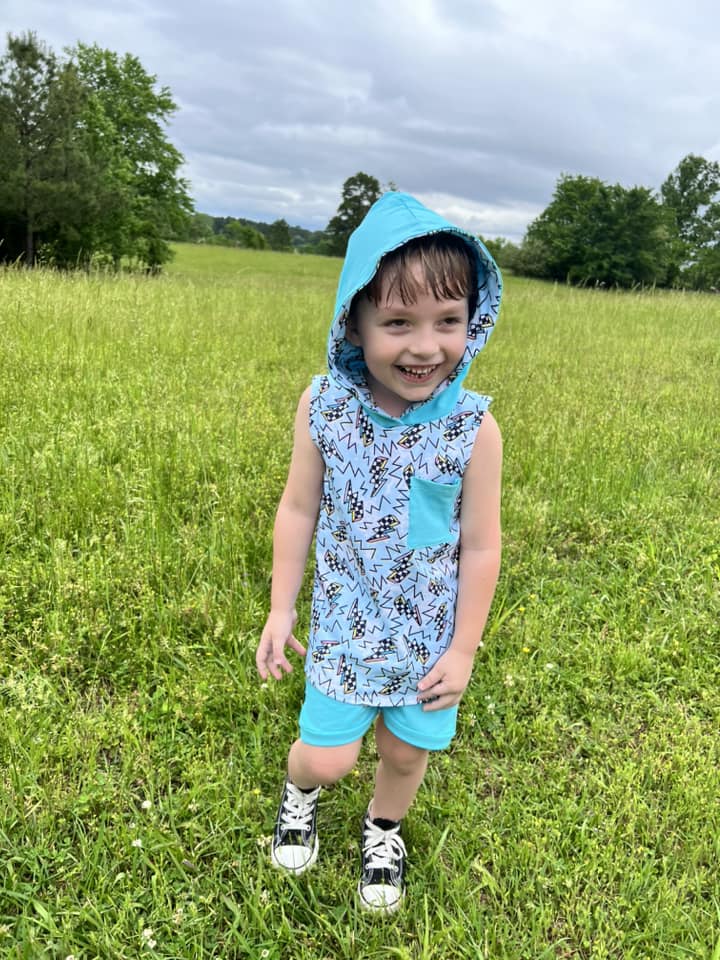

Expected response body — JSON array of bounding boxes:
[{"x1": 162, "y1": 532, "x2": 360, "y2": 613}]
[
  {"x1": 363, "y1": 819, "x2": 406, "y2": 872},
  {"x1": 280, "y1": 783, "x2": 318, "y2": 832}
]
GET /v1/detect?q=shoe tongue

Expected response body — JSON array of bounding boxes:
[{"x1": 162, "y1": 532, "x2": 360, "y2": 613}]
[{"x1": 371, "y1": 816, "x2": 400, "y2": 831}]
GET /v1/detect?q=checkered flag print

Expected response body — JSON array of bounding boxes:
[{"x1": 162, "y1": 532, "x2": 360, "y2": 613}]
[
  {"x1": 356, "y1": 407, "x2": 374, "y2": 446},
  {"x1": 408, "y1": 639, "x2": 431, "y2": 664},
  {"x1": 367, "y1": 514, "x2": 399, "y2": 544},
  {"x1": 398, "y1": 424, "x2": 424, "y2": 449},
  {"x1": 344, "y1": 480, "x2": 364, "y2": 522},
  {"x1": 370, "y1": 456, "x2": 389, "y2": 495},
  {"x1": 363, "y1": 639, "x2": 397, "y2": 664}
]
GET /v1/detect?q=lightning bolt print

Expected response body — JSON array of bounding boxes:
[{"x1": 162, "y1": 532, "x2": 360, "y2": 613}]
[
  {"x1": 344, "y1": 480, "x2": 364, "y2": 522},
  {"x1": 305, "y1": 362, "x2": 493, "y2": 704},
  {"x1": 367, "y1": 514, "x2": 400, "y2": 544},
  {"x1": 356, "y1": 407, "x2": 374, "y2": 446},
  {"x1": 370, "y1": 456, "x2": 389, "y2": 496}
]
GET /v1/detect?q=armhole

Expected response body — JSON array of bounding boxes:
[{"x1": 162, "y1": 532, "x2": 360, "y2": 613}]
[
  {"x1": 307, "y1": 375, "x2": 327, "y2": 447},
  {"x1": 458, "y1": 392, "x2": 493, "y2": 474}
]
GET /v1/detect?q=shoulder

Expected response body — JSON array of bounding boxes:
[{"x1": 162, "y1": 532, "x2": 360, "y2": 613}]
[
  {"x1": 474, "y1": 409, "x2": 502, "y2": 448},
  {"x1": 290, "y1": 387, "x2": 324, "y2": 470},
  {"x1": 297, "y1": 384, "x2": 313, "y2": 415},
  {"x1": 459, "y1": 410, "x2": 502, "y2": 544},
  {"x1": 465, "y1": 410, "x2": 502, "y2": 480}
]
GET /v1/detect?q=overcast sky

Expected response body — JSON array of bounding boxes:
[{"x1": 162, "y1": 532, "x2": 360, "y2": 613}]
[{"x1": 4, "y1": 0, "x2": 720, "y2": 240}]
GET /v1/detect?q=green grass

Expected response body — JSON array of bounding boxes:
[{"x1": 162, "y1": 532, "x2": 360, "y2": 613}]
[{"x1": 0, "y1": 245, "x2": 719, "y2": 958}]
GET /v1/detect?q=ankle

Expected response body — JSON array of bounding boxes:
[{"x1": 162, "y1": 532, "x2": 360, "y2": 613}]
[{"x1": 368, "y1": 801, "x2": 403, "y2": 826}]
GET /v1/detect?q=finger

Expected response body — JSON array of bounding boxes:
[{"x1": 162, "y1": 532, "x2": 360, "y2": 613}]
[
  {"x1": 286, "y1": 634, "x2": 307, "y2": 657},
  {"x1": 422, "y1": 693, "x2": 457, "y2": 712},
  {"x1": 256, "y1": 640, "x2": 271, "y2": 679},
  {"x1": 271, "y1": 645, "x2": 294, "y2": 677},
  {"x1": 419, "y1": 675, "x2": 446, "y2": 697},
  {"x1": 268, "y1": 658, "x2": 287, "y2": 680},
  {"x1": 417, "y1": 672, "x2": 442, "y2": 693}
]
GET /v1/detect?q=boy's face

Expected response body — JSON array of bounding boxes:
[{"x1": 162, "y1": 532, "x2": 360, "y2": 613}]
[{"x1": 347, "y1": 262, "x2": 469, "y2": 418}]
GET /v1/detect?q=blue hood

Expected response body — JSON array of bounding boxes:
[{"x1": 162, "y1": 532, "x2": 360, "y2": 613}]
[{"x1": 328, "y1": 192, "x2": 502, "y2": 426}]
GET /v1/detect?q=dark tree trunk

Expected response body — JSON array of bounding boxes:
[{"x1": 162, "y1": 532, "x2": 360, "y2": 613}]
[{"x1": 25, "y1": 219, "x2": 34, "y2": 266}]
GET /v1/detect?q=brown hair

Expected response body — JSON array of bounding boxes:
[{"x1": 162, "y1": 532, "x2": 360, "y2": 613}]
[{"x1": 354, "y1": 232, "x2": 477, "y2": 317}]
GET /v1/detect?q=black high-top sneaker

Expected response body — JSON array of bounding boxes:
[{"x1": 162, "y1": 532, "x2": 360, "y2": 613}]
[
  {"x1": 271, "y1": 780, "x2": 321, "y2": 875},
  {"x1": 358, "y1": 809, "x2": 406, "y2": 912}
]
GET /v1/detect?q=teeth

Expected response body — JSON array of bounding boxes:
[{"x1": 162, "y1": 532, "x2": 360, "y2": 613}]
[{"x1": 399, "y1": 365, "x2": 437, "y2": 376}]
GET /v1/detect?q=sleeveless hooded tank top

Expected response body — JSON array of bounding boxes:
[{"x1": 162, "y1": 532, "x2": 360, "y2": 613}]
[{"x1": 303, "y1": 192, "x2": 502, "y2": 706}]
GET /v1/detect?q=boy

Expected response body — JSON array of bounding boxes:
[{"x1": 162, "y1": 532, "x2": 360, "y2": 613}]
[{"x1": 256, "y1": 192, "x2": 502, "y2": 913}]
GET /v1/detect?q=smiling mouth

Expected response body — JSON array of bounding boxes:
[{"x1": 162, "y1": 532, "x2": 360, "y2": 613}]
[{"x1": 396, "y1": 364, "x2": 439, "y2": 381}]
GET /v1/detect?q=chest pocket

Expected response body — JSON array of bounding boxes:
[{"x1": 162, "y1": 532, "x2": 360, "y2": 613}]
[{"x1": 407, "y1": 476, "x2": 461, "y2": 549}]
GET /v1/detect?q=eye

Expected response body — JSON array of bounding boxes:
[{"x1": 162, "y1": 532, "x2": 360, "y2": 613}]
[
  {"x1": 440, "y1": 316, "x2": 464, "y2": 326},
  {"x1": 384, "y1": 318, "x2": 408, "y2": 328}
]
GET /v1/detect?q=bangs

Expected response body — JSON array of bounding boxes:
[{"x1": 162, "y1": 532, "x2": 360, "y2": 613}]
[{"x1": 363, "y1": 233, "x2": 477, "y2": 312}]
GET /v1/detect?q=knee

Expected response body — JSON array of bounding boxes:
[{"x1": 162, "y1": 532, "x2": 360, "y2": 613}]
[
  {"x1": 377, "y1": 731, "x2": 428, "y2": 776},
  {"x1": 290, "y1": 740, "x2": 360, "y2": 786}
]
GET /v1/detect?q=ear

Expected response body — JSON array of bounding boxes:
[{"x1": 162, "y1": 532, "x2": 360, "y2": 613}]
[{"x1": 345, "y1": 310, "x2": 362, "y2": 346}]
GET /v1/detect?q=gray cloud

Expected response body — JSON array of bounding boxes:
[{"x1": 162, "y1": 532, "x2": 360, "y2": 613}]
[{"x1": 4, "y1": 0, "x2": 720, "y2": 240}]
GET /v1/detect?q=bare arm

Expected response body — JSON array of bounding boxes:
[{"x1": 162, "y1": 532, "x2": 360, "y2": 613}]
[
  {"x1": 418, "y1": 410, "x2": 502, "y2": 709},
  {"x1": 256, "y1": 387, "x2": 324, "y2": 681}
]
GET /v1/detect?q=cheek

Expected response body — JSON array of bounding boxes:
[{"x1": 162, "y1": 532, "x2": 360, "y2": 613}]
[{"x1": 451, "y1": 332, "x2": 468, "y2": 357}]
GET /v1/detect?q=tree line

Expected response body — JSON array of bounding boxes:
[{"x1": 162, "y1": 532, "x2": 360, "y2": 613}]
[
  {"x1": 2, "y1": 32, "x2": 718, "y2": 289},
  {"x1": 307, "y1": 165, "x2": 720, "y2": 291},
  {"x1": 192, "y1": 163, "x2": 720, "y2": 292},
  {"x1": 179, "y1": 213, "x2": 327, "y2": 253},
  {"x1": 176, "y1": 171, "x2": 386, "y2": 256}
]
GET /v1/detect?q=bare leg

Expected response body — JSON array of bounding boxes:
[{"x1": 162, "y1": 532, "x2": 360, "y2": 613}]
[
  {"x1": 371, "y1": 715, "x2": 429, "y2": 821},
  {"x1": 287, "y1": 737, "x2": 363, "y2": 790}
]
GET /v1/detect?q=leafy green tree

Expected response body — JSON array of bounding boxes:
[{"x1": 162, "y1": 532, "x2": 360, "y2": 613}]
[
  {"x1": 267, "y1": 217, "x2": 293, "y2": 252},
  {"x1": 523, "y1": 174, "x2": 670, "y2": 287},
  {"x1": 186, "y1": 212, "x2": 214, "y2": 242},
  {"x1": 325, "y1": 172, "x2": 382, "y2": 257},
  {"x1": 0, "y1": 33, "x2": 192, "y2": 270},
  {"x1": 71, "y1": 42, "x2": 192, "y2": 269},
  {"x1": 223, "y1": 220, "x2": 267, "y2": 249},
  {"x1": 661, "y1": 154, "x2": 720, "y2": 289},
  {"x1": 479, "y1": 236, "x2": 522, "y2": 270},
  {"x1": 0, "y1": 32, "x2": 92, "y2": 265}
]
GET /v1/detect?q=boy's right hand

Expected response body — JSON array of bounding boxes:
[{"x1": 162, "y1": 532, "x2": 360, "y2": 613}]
[{"x1": 256, "y1": 609, "x2": 307, "y2": 681}]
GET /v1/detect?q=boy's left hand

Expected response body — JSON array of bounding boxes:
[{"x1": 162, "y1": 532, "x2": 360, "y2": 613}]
[{"x1": 417, "y1": 648, "x2": 474, "y2": 711}]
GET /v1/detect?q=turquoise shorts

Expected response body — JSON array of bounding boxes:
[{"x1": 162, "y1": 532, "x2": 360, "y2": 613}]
[{"x1": 299, "y1": 681, "x2": 458, "y2": 751}]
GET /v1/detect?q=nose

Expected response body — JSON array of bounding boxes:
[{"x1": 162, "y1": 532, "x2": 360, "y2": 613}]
[{"x1": 408, "y1": 327, "x2": 440, "y2": 360}]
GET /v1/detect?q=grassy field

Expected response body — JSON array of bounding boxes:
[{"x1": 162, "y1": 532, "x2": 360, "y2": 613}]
[{"x1": 0, "y1": 241, "x2": 719, "y2": 959}]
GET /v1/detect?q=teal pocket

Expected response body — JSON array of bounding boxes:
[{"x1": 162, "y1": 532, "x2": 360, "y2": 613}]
[{"x1": 407, "y1": 476, "x2": 460, "y2": 549}]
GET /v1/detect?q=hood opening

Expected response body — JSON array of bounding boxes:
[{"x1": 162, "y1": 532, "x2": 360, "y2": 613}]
[{"x1": 328, "y1": 193, "x2": 502, "y2": 425}]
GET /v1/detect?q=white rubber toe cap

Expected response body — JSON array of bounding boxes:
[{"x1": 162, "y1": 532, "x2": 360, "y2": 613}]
[
  {"x1": 271, "y1": 838, "x2": 318, "y2": 875},
  {"x1": 358, "y1": 882, "x2": 403, "y2": 913}
]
